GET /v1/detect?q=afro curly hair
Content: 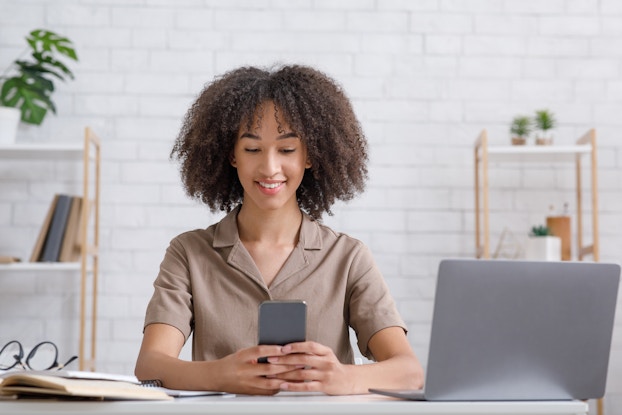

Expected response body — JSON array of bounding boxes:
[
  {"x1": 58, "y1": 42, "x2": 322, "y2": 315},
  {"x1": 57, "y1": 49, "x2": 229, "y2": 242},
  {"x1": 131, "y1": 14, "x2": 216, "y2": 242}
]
[{"x1": 171, "y1": 64, "x2": 368, "y2": 220}]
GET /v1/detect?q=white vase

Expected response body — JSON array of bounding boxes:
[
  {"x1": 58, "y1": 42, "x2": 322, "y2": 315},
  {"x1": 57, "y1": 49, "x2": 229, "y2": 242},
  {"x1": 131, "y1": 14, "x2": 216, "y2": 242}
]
[
  {"x1": 0, "y1": 106, "x2": 21, "y2": 144},
  {"x1": 525, "y1": 236, "x2": 561, "y2": 261}
]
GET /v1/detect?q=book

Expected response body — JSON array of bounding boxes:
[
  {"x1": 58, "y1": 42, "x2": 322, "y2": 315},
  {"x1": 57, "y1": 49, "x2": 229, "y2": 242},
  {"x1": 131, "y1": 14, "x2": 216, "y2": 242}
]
[
  {"x1": 0, "y1": 372, "x2": 172, "y2": 401},
  {"x1": 29, "y1": 194, "x2": 59, "y2": 262},
  {"x1": 0, "y1": 256, "x2": 21, "y2": 264},
  {"x1": 59, "y1": 196, "x2": 83, "y2": 262},
  {"x1": 39, "y1": 194, "x2": 73, "y2": 262}
]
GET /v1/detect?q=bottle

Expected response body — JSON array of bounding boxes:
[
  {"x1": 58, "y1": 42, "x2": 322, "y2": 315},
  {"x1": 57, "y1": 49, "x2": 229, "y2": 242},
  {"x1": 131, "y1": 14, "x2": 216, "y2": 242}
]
[{"x1": 546, "y1": 203, "x2": 571, "y2": 261}]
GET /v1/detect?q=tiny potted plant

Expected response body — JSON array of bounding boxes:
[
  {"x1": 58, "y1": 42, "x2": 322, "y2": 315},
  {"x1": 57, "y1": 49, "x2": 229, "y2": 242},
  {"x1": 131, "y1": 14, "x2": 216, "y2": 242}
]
[
  {"x1": 530, "y1": 225, "x2": 551, "y2": 237},
  {"x1": 525, "y1": 225, "x2": 561, "y2": 261},
  {"x1": 534, "y1": 109, "x2": 556, "y2": 145},
  {"x1": 510, "y1": 115, "x2": 531, "y2": 145},
  {"x1": 0, "y1": 29, "x2": 78, "y2": 143}
]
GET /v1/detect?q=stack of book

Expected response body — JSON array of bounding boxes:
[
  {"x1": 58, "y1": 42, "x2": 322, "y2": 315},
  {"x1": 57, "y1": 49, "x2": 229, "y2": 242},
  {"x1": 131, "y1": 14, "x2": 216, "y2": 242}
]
[{"x1": 30, "y1": 193, "x2": 87, "y2": 263}]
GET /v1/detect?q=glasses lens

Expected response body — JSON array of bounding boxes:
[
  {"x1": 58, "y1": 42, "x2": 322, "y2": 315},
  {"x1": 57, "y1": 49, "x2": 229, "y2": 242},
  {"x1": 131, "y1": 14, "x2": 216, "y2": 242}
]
[
  {"x1": 27, "y1": 342, "x2": 57, "y2": 371},
  {"x1": 0, "y1": 342, "x2": 21, "y2": 370}
]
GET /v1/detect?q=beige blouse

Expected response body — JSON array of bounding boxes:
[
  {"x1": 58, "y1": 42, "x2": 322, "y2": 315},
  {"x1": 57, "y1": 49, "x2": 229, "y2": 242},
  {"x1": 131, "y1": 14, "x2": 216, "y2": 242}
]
[{"x1": 144, "y1": 206, "x2": 406, "y2": 363}]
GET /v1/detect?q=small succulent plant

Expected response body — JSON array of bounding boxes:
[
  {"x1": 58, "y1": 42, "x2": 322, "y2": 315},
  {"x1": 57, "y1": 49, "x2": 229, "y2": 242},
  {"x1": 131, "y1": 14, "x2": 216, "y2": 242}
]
[{"x1": 530, "y1": 225, "x2": 551, "y2": 237}]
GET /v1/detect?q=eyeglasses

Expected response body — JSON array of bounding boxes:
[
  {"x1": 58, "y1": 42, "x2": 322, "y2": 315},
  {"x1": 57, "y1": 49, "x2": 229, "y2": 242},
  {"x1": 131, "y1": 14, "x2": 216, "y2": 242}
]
[{"x1": 0, "y1": 340, "x2": 78, "y2": 371}]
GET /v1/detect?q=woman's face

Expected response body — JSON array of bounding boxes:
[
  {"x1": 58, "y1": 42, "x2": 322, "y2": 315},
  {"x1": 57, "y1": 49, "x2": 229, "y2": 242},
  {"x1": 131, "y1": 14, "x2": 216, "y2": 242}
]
[{"x1": 232, "y1": 102, "x2": 311, "y2": 214}]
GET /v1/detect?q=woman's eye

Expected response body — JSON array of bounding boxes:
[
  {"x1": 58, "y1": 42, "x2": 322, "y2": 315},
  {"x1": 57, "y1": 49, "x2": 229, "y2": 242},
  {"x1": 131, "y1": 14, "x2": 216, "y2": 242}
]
[
  {"x1": 244, "y1": 148, "x2": 260, "y2": 153},
  {"x1": 281, "y1": 148, "x2": 296, "y2": 154}
]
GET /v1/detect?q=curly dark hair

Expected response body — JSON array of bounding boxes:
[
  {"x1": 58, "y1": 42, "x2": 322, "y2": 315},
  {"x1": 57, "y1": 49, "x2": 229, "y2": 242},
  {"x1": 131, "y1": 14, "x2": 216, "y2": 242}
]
[{"x1": 171, "y1": 64, "x2": 368, "y2": 220}]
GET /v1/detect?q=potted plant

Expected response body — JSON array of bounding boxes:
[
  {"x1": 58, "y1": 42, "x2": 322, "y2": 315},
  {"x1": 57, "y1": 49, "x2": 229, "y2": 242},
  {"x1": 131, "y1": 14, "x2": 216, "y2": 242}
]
[
  {"x1": 530, "y1": 225, "x2": 551, "y2": 237},
  {"x1": 0, "y1": 29, "x2": 78, "y2": 143},
  {"x1": 510, "y1": 115, "x2": 531, "y2": 145},
  {"x1": 534, "y1": 109, "x2": 556, "y2": 145},
  {"x1": 525, "y1": 225, "x2": 561, "y2": 261}
]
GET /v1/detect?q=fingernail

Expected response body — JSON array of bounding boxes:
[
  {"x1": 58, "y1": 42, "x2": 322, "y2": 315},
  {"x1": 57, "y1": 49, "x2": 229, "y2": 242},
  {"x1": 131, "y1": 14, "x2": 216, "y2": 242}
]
[{"x1": 281, "y1": 345, "x2": 291, "y2": 353}]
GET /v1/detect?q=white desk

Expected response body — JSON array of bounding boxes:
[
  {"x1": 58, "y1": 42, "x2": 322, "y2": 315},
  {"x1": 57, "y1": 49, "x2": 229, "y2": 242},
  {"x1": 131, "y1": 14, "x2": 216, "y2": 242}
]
[{"x1": 0, "y1": 392, "x2": 588, "y2": 415}]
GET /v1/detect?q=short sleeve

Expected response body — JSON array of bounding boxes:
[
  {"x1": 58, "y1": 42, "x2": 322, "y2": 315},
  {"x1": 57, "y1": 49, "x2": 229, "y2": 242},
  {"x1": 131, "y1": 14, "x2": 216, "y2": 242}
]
[
  {"x1": 347, "y1": 243, "x2": 407, "y2": 360},
  {"x1": 143, "y1": 237, "x2": 194, "y2": 341}
]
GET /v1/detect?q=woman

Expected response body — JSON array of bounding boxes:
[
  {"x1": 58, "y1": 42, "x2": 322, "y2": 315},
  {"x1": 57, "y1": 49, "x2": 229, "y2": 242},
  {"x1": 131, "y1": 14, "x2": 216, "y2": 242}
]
[{"x1": 135, "y1": 65, "x2": 424, "y2": 395}]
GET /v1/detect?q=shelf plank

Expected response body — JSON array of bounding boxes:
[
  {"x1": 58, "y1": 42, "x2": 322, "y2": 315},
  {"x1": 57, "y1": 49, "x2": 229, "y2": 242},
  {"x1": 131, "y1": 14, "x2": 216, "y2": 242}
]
[
  {"x1": 0, "y1": 262, "x2": 81, "y2": 272},
  {"x1": 0, "y1": 143, "x2": 83, "y2": 160},
  {"x1": 479, "y1": 145, "x2": 592, "y2": 163}
]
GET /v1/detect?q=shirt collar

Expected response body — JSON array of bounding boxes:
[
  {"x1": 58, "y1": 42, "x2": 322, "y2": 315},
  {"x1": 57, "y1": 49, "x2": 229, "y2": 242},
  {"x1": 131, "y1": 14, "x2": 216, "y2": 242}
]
[{"x1": 213, "y1": 205, "x2": 322, "y2": 250}]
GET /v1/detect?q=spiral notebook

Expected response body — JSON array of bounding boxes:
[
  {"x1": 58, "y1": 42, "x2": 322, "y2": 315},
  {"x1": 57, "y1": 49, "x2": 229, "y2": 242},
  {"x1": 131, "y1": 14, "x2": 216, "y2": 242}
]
[{"x1": 140, "y1": 379, "x2": 231, "y2": 398}]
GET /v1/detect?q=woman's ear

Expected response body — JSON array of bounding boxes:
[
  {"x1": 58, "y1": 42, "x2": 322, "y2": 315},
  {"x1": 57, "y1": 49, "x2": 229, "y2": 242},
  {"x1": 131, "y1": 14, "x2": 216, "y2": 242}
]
[
  {"x1": 230, "y1": 154, "x2": 237, "y2": 167},
  {"x1": 306, "y1": 158, "x2": 312, "y2": 169}
]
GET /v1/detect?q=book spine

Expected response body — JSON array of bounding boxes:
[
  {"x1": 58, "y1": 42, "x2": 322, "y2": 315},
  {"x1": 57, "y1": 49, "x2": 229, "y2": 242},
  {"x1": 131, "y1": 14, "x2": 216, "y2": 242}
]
[
  {"x1": 39, "y1": 194, "x2": 73, "y2": 262},
  {"x1": 59, "y1": 196, "x2": 83, "y2": 262},
  {"x1": 30, "y1": 194, "x2": 60, "y2": 262}
]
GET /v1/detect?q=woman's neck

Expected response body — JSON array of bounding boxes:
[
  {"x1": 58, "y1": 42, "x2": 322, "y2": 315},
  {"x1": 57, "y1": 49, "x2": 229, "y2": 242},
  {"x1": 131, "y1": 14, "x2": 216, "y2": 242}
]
[{"x1": 236, "y1": 203, "x2": 303, "y2": 246}]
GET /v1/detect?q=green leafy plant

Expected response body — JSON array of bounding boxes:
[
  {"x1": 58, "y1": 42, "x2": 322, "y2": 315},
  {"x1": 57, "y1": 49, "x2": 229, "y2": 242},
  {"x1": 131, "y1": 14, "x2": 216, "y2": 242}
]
[
  {"x1": 534, "y1": 109, "x2": 556, "y2": 132},
  {"x1": 530, "y1": 225, "x2": 551, "y2": 236},
  {"x1": 510, "y1": 115, "x2": 532, "y2": 138},
  {"x1": 0, "y1": 29, "x2": 78, "y2": 125}
]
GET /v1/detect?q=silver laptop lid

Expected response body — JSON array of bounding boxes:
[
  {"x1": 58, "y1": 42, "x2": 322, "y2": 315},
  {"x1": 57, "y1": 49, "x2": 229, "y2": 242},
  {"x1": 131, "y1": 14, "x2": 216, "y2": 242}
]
[{"x1": 425, "y1": 259, "x2": 620, "y2": 401}]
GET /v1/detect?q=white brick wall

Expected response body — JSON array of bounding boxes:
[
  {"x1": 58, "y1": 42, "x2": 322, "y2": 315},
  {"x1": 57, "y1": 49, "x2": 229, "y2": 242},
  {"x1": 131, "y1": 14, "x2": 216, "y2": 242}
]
[{"x1": 1, "y1": 0, "x2": 622, "y2": 411}]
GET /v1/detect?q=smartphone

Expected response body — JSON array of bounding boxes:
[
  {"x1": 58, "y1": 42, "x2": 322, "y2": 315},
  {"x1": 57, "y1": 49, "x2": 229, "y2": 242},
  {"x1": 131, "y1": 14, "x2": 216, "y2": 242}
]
[{"x1": 258, "y1": 300, "x2": 306, "y2": 362}]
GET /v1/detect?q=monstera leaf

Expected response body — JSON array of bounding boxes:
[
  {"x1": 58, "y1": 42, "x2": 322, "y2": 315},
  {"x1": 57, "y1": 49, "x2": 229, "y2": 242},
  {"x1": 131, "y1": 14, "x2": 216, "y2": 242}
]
[{"x1": 0, "y1": 29, "x2": 77, "y2": 125}]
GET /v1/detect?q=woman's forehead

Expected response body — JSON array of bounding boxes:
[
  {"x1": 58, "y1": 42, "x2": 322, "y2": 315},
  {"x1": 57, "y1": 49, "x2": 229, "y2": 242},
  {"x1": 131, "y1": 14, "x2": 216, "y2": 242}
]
[{"x1": 239, "y1": 101, "x2": 295, "y2": 134}]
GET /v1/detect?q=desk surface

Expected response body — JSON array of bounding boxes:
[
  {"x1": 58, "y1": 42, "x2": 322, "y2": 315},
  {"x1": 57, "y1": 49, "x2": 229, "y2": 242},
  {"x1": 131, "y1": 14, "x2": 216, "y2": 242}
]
[{"x1": 0, "y1": 392, "x2": 588, "y2": 415}]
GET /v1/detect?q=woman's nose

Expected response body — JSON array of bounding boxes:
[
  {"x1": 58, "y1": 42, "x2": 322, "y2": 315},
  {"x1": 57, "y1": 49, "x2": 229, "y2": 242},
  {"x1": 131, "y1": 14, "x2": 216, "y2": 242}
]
[{"x1": 259, "y1": 150, "x2": 280, "y2": 176}]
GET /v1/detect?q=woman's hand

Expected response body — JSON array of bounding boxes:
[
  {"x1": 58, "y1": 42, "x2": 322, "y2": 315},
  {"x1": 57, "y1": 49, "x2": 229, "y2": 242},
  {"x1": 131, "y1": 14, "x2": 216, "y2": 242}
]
[
  {"x1": 211, "y1": 344, "x2": 306, "y2": 395},
  {"x1": 263, "y1": 327, "x2": 424, "y2": 395},
  {"x1": 266, "y1": 341, "x2": 356, "y2": 395},
  {"x1": 136, "y1": 324, "x2": 303, "y2": 396}
]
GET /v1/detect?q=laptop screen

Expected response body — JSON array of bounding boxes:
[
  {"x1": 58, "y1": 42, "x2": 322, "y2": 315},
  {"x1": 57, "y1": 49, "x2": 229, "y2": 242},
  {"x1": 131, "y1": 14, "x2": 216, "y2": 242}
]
[{"x1": 423, "y1": 259, "x2": 619, "y2": 401}]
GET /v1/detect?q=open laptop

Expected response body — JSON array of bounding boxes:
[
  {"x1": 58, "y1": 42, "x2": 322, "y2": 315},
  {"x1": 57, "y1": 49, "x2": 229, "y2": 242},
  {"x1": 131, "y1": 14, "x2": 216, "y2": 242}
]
[{"x1": 370, "y1": 259, "x2": 620, "y2": 401}]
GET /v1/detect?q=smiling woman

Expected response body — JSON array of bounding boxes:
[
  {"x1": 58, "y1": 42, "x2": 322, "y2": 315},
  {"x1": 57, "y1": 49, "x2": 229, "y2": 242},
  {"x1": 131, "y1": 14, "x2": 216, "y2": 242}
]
[
  {"x1": 231, "y1": 101, "x2": 311, "y2": 218},
  {"x1": 170, "y1": 65, "x2": 368, "y2": 220},
  {"x1": 135, "y1": 64, "x2": 424, "y2": 396}
]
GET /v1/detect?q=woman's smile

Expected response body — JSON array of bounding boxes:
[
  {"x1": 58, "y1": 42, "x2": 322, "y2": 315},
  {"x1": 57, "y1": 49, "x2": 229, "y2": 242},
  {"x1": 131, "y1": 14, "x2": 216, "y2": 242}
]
[{"x1": 257, "y1": 180, "x2": 285, "y2": 195}]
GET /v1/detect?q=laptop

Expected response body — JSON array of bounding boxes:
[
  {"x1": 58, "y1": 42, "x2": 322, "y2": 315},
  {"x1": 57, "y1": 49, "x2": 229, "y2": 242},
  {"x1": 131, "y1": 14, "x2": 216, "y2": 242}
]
[{"x1": 370, "y1": 259, "x2": 620, "y2": 401}]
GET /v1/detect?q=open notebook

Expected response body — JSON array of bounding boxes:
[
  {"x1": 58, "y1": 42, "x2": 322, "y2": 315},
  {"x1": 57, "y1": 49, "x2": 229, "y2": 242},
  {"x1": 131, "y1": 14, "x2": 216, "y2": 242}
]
[{"x1": 0, "y1": 370, "x2": 230, "y2": 400}]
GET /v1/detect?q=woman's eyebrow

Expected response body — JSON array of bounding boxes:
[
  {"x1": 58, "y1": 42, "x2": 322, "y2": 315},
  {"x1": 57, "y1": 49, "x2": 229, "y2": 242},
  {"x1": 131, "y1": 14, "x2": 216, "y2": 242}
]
[
  {"x1": 278, "y1": 132, "x2": 299, "y2": 140},
  {"x1": 239, "y1": 132, "x2": 260, "y2": 140},
  {"x1": 238, "y1": 132, "x2": 299, "y2": 140}
]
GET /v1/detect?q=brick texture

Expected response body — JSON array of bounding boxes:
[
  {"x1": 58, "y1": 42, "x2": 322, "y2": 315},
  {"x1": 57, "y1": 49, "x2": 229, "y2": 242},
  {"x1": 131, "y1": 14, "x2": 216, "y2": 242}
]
[{"x1": 1, "y1": 1, "x2": 621, "y2": 410}]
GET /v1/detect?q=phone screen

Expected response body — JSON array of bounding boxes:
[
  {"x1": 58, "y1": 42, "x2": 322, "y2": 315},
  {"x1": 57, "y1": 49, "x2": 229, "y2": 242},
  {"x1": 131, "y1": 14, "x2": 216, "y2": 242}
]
[{"x1": 258, "y1": 300, "x2": 306, "y2": 362}]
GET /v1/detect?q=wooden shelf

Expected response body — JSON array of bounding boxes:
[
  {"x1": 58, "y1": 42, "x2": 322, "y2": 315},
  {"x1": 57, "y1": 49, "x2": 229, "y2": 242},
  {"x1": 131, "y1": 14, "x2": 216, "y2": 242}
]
[
  {"x1": 0, "y1": 128, "x2": 101, "y2": 372},
  {"x1": 474, "y1": 129, "x2": 599, "y2": 261}
]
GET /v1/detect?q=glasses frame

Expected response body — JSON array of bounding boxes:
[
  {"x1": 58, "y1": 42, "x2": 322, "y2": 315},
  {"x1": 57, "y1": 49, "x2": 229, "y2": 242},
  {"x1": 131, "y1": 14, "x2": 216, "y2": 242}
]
[{"x1": 0, "y1": 340, "x2": 78, "y2": 371}]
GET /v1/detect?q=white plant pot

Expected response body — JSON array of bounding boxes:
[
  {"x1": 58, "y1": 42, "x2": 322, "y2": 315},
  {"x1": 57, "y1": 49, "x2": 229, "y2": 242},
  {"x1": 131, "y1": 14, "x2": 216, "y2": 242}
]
[
  {"x1": 0, "y1": 106, "x2": 21, "y2": 144},
  {"x1": 525, "y1": 235, "x2": 561, "y2": 261}
]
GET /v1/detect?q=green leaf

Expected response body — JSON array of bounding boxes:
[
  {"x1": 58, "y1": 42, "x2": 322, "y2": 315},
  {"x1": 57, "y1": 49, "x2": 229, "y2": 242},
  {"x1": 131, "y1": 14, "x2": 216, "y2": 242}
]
[
  {"x1": 16, "y1": 60, "x2": 64, "y2": 83},
  {"x1": 20, "y1": 69, "x2": 56, "y2": 93},
  {"x1": 30, "y1": 52, "x2": 74, "y2": 80},
  {"x1": 1, "y1": 75, "x2": 55, "y2": 125},
  {"x1": 27, "y1": 29, "x2": 78, "y2": 61}
]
